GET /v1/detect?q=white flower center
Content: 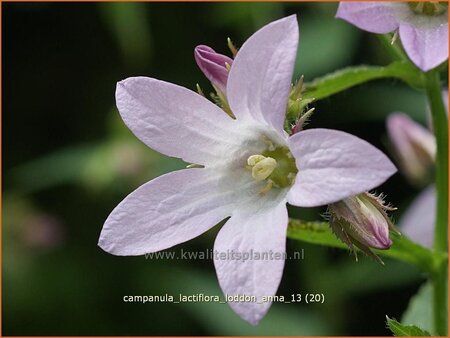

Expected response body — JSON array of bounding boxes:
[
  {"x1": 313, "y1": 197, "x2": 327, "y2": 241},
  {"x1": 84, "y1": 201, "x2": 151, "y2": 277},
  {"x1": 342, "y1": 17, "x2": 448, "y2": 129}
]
[{"x1": 245, "y1": 137, "x2": 298, "y2": 194}]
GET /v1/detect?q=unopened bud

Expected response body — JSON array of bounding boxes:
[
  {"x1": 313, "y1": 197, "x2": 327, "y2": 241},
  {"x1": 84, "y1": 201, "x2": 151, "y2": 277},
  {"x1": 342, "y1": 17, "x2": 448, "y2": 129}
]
[
  {"x1": 328, "y1": 192, "x2": 398, "y2": 262},
  {"x1": 386, "y1": 113, "x2": 436, "y2": 186},
  {"x1": 194, "y1": 45, "x2": 233, "y2": 96}
]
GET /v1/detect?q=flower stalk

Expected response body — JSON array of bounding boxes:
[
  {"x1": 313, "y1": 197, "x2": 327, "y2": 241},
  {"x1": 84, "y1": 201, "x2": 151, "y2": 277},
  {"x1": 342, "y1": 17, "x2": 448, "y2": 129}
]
[
  {"x1": 425, "y1": 69, "x2": 448, "y2": 336},
  {"x1": 426, "y1": 71, "x2": 449, "y2": 253}
]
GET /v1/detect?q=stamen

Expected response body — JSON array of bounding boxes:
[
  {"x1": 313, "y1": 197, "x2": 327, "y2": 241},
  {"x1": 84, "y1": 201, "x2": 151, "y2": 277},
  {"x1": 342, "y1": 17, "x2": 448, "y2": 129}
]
[
  {"x1": 259, "y1": 180, "x2": 273, "y2": 194},
  {"x1": 261, "y1": 135, "x2": 276, "y2": 151}
]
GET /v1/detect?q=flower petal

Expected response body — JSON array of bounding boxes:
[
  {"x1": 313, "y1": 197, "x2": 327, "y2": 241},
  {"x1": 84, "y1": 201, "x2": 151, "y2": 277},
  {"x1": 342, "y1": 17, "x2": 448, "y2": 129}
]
[
  {"x1": 336, "y1": 2, "x2": 400, "y2": 34},
  {"x1": 399, "y1": 21, "x2": 448, "y2": 71},
  {"x1": 116, "y1": 77, "x2": 244, "y2": 165},
  {"x1": 214, "y1": 199, "x2": 288, "y2": 325},
  {"x1": 399, "y1": 185, "x2": 435, "y2": 248},
  {"x1": 287, "y1": 129, "x2": 397, "y2": 207},
  {"x1": 226, "y1": 15, "x2": 298, "y2": 136},
  {"x1": 99, "y1": 168, "x2": 239, "y2": 255}
]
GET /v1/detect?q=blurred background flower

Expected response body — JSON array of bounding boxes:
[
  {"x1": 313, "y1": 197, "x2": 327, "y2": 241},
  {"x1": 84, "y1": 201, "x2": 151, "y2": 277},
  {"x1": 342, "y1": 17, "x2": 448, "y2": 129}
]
[
  {"x1": 3, "y1": 2, "x2": 445, "y2": 335},
  {"x1": 386, "y1": 90, "x2": 448, "y2": 248}
]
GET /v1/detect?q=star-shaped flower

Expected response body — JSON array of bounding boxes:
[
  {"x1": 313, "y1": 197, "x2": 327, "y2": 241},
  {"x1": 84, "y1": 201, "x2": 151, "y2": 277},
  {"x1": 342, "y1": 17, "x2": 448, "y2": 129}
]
[
  {"x1": 336, "y1": 2, "x2": 448, "y2": 71},
  {"x1": 98, "y1": 15, "x2": 396, "y2": 324}
]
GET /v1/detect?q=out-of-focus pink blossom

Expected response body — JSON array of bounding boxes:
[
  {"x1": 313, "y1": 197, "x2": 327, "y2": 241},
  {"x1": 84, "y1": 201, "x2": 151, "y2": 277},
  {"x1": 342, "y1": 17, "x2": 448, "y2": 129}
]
[
  {"x1": 387, "y1": 113, "x2": 436, "y2": 186},
  {"x1": 336, "y1": 2, "x2": 448, "y2": 71}
]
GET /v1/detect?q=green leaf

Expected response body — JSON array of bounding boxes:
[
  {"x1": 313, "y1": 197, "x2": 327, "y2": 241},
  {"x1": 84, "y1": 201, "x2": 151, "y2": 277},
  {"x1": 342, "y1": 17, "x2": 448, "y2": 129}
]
[
  {"x1": 386, "y1": 316, "x2": 431, "y2": 336},
  {"x1": 287, "y1": 219, "x2": 444, "y2": 274},
  {"x1": 302, "y1": 61, "x2": 424, "y2": 102},
  {"x1": 401, "y1": 282, "x2": 434, "y2": 334}
]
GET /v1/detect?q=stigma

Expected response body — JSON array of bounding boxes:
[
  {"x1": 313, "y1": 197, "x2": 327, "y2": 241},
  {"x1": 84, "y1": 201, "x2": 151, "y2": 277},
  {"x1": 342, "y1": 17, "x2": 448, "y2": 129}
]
[{"x1": 247, "y1": 155, "x2": 277, "y2": 181}]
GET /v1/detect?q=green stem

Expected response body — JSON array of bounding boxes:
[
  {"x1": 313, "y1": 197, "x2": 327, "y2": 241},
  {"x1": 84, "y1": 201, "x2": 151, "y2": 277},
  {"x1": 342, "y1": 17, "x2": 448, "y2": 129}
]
[
  {"x1": 432, "y1": 266, "x2": 448, "y2": 336},
  {"x1": 426, "y1": 71, "x2": 449, "y2": 253},
  {"x1": 425, "y1": 70, "x2": 448, "y2": 336}
]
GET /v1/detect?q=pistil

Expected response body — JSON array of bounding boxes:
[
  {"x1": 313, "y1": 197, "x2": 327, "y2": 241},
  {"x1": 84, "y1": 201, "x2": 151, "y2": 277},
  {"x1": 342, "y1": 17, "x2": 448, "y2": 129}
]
[
  {"x1": 246, "y1": 142, "x2": 298, "y2": 193},
  {"x1": 247, "y1": 155, "x2": 278, "y2": 181}
]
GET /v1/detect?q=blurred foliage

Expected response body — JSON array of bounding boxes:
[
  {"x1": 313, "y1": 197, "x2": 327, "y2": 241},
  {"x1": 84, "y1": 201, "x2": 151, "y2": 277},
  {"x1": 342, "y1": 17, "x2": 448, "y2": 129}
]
[
  {"x1": 3, "y1": 2, "x2": 435, "y2": 335},
  {"x1": 401, "y1": 281, "x2": 433, "y2": 334},
  {"x1": 99, "y1": 3, "x2": 153, "y2": 69}
]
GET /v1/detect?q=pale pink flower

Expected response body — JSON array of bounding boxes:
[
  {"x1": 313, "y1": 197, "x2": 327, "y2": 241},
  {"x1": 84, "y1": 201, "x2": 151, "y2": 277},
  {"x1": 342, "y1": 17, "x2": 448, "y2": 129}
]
[
  {"x1": 99, "y1": 16, "x2": 396, "y2": 324},
  {"x1": 336, "y1": 2, "x2": 448, "y2": 71}
]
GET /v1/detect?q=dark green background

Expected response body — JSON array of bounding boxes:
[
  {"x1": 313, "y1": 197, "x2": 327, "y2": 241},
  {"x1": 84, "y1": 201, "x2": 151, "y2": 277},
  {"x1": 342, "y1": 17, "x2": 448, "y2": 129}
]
[{"x1": 3, "y1": 2, "x2": 432, "y2": 335}]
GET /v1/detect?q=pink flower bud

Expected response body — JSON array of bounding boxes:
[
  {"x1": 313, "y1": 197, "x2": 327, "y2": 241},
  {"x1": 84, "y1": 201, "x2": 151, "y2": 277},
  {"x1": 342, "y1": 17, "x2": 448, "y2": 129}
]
[
  {"x1": 328, "y1": 193, "x2": 397, "y2": 260},
  {"x1": 194, "y1": 45, "x2": 233, "y2": 96},
  {"x1": 386, "y1": 113, "x2": 436, "y2": 186}
]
